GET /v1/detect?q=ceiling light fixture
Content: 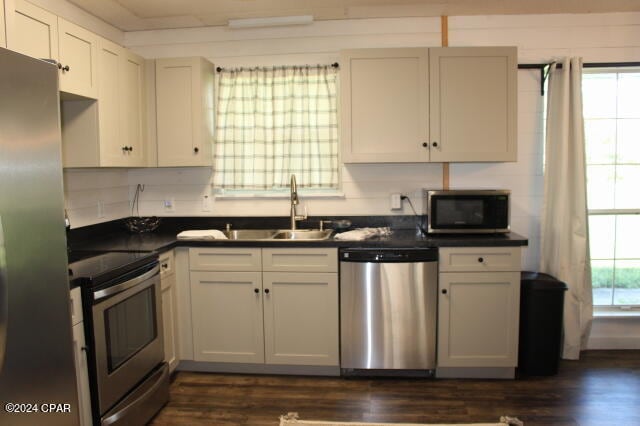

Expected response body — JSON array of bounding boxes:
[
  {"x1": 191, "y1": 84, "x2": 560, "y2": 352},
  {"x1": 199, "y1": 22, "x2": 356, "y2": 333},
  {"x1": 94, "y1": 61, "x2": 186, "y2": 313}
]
[{"x1": 228, "y1": 15, "x2": 314, "y2": 29}]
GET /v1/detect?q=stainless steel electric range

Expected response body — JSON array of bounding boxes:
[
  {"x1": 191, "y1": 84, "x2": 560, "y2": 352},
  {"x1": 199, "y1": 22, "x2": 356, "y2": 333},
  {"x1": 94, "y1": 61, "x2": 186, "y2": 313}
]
[{"x1": 69, "y1": 251, "x2": 169, "y2": 426}]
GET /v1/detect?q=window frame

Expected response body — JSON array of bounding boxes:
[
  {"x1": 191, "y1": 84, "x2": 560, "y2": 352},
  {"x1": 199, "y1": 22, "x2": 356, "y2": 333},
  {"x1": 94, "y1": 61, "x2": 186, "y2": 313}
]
[{"x1": 582, "y1": 67, "x2": 640, "y2": 310}]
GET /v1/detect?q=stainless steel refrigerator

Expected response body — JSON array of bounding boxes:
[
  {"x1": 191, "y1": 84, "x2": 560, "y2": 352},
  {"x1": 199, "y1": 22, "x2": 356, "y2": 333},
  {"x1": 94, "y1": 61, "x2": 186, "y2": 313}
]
[{"x1": 0, "y1": 47, "x2": 79, "y2": 426}]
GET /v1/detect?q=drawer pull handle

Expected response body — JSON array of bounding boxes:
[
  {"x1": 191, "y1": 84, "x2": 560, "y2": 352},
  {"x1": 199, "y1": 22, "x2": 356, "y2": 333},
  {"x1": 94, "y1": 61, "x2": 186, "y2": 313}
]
[
  {"x1": 478, "y1": 257, "x2": 484, "y2": 263},
  {"x1": 161, "y1": 263, "x2": 168, "y2": 269}
]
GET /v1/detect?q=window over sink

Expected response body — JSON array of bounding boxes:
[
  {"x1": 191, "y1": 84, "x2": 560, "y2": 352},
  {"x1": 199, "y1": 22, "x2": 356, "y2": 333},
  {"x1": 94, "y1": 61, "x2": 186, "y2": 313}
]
[{"x1": 213, "y1": 65, "x2": 339, "y2": 195}]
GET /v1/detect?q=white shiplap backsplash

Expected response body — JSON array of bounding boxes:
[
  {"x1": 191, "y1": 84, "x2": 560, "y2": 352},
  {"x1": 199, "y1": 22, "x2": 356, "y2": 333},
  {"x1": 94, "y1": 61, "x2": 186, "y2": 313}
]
[{"x1": 64, "y1": 169, "x2": 130, "y2": 228}]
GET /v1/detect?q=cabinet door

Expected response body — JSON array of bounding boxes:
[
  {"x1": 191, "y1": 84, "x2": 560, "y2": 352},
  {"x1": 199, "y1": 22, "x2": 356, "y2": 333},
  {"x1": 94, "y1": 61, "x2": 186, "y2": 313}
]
[
  {"x1": 340, "y1": 48, "x2": 429, "y2": 163},
  {"x1": 263, "y1": 272, "x2": 339, "y2": 366},
  {"x1": 438, "y1": 271, "x2": 520, "y2": 367},
  {"x1": 156, "y1": 57, "x2": 213, "y2": 166},
  {"x1": 58, "y1": 18, "x2": 97, "y2": 99},
  {"x1": 11, "y1": 0, "x2": 59, "y2": 61},
  {"x1": 120, "y1": 49, "x2": 146, "y2": 166},
  {"x1": 429, "y1": 47, "x2": 517, "y2": 162},
  {"x1": 96, "y1": 38, "x2": 124, "y2": 165},
  {"x1": 161, "y1": 272, "x2": 179, "y2": 372},
  {"x1": 1, "y1": 0, "x2": 6, "y2": 48},
  {"x1": 190, "y1": 271, "x2": 264, "y2": 363},
  {"x1": 72, "y1": 322, "x2": 93, "y2": 426}
]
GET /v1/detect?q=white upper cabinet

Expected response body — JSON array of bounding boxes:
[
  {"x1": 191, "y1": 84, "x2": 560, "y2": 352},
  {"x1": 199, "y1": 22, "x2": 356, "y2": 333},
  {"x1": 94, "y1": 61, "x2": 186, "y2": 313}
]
[
  {"x1": 341, "y1": 48, "x2": 429, "y2": 163},
  {"x1": 11, "y1": 0, "x2": 58, "y2": 61},
  {"x1": 62, "y1": 37, "x2": 146, "y2": 167},
  {"x1": 155, "y1": 57, "x2": 214, "y2": 167},
  {"x1": 57, "y1": 18, "x2": 98, "y2": 99},
  {"x1": 11, "y1": 0, "x2": 98, "y2": 99},
  {"x1": 429, "y1": 47, "x2": 517, "y2": 162},
  {"x1": 94, "y1": 38, "x2": 145, "y2": 166},
  {"x1": 340, "y1": 46, "x2": 517, "y2": 163},
  {"x1": 1, "y1": 0, "x2": 8, "y2": 48}
]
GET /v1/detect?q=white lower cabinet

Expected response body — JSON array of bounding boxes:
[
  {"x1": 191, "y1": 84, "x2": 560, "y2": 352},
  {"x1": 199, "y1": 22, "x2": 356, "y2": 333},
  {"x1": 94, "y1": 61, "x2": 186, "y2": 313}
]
[
  {"x1": 263, "y1": 272, "x2": 339, "y2": 366},
  {"x1": 437, "y1": 271, "x2": 520, "y2": 367},
  {"x1": 160, "y1": 250, "x2": 180, "y2": 372},
  {"x1": 188, "y1": 247, "x2": 339, "y2": 367},
  {"x1": 190, "y1": 271, "x2": 264, "y2": 363},
  {"x1": 437, "y1": 247, "x2": 521, "y2": 372},
  {"x1": 70, "y1": 288, "x2": 92, "y2": 426}
]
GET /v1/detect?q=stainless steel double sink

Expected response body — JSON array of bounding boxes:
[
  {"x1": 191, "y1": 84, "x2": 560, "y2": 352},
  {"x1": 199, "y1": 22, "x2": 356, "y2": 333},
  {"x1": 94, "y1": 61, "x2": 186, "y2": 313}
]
[{"x1": 223, "y1": 229, "x2": 333, "y2": 241}]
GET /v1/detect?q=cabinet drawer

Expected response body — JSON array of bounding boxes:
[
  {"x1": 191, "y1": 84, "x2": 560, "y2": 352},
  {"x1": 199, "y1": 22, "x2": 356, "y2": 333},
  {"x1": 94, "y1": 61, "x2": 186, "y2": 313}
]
[
  {"x1": 70, "y1": 287, "x2": 83, "y2": 326},
  {"x1": 159, "y1": 250, "x2": 175, "y2": 278},
  {"x1": 189, "y1": 247, "x2": 261, "y2": 272},
  {"x1": 439, "y1": 247, "x2": 521, "y2": 272},
  {"x1": 262, "y1": 248, "x2": 338, "y2": 273}
]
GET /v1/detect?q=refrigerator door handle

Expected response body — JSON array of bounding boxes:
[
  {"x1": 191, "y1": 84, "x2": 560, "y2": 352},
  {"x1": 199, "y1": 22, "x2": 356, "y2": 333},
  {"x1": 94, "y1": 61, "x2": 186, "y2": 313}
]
[{"x1": 0, "y1": 216, "x2": 8, "y2": 373}]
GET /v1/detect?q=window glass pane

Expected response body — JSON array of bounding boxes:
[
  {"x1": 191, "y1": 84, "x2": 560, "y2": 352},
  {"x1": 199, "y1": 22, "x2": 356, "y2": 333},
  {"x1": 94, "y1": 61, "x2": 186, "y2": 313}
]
[
  {"x1": 614, "y1": 165, "x2": 640, "y2": 209},
  {"x1": 589, "y1": 215, "x2": 615, "y2": 259},
  {"x1": 617, "y1": 119, "x2": 640, "y2": 164},
  {"x1": 592, "y1": 259, "x2": 614, "y2": 306},
  {"x1": 613, "y1": 260, "x2": 640, "y2": 306},
  {"x1": 617, "y1": 73, "x2": 640, "y2": 118},
  {"x1": 615, "y1": 215, "x2": 640, "y2": 259},
  {"x1": 583, "y1": 73, "x2": 617, "y2": 119},
  {"x1": 586, "y1": 165, "x2": 615, "y2": 210},
  {"x1": 584, "y1": 119, "x2": 616, "y2": 164}
]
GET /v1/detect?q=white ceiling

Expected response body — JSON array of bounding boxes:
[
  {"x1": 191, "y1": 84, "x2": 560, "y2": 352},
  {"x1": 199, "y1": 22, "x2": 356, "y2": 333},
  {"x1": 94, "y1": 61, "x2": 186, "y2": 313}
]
[{"x1": 67, "y1": 0, "x2": 640, "y2": 32}]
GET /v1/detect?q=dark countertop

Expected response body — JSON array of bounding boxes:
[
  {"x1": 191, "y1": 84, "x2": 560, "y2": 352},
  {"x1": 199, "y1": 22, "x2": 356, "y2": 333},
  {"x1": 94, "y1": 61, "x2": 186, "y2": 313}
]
[{"x1": 71, "y1": 228, "x2": 528, "y2": 254}]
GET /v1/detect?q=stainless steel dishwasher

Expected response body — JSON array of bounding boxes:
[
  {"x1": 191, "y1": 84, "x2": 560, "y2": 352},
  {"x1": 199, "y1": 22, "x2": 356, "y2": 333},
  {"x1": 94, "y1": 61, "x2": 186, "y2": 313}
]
[{"x1": 340, "y1": 248, "x2": 438, "y2": 375}]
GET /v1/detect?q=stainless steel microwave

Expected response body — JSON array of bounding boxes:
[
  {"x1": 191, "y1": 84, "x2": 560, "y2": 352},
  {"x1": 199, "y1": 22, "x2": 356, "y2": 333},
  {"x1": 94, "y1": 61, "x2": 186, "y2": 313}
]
[{"x1": 424, "y1": 189, "x2": 510, "y2": 234}]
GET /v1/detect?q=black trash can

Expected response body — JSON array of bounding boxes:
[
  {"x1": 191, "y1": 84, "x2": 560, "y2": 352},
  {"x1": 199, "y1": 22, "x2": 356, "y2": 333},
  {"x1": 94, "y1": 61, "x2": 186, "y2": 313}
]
[{"x1": 518, "y1": 272, "x2": 568, "y2": 376}]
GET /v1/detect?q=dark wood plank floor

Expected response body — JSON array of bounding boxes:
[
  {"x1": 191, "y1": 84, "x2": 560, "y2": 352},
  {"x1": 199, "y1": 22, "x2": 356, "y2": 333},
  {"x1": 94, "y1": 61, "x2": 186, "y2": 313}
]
[{"x1": 150, "y1": 350, "x2": 640, "y2": 426}]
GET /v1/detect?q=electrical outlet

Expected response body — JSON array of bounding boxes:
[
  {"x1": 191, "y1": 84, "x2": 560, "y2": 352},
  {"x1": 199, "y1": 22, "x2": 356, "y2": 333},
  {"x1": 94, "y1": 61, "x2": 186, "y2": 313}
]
[
  {"x1": 390, "y1": 193, "x2": 402, "y2": 210},
  {"x1": 202, "y1": 194, "x2": 212, "y2": 212},
  {"x1": 97, "y1": 200, "x2": 105, "y2": 218},
  {"x1": 163, "y1": 198, "x2": 175, "y2": 212}
]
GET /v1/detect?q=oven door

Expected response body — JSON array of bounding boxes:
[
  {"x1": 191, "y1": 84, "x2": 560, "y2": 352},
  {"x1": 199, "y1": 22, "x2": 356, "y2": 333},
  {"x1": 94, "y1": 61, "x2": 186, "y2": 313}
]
[{"x1": 92, "y1": 264, "x2": 164, "y2": 415}]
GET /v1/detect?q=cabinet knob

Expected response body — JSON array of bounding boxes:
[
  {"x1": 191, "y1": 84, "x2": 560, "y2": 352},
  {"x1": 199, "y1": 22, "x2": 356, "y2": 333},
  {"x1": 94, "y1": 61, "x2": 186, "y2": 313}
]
[
  {"x1": 254, "y1": 288, "x2": 260, "y2": 294},
  {"x1": 129, "y1": 146, "x2": 133, "y2": 152},
  {"x1": 478, "y1": 257, "x2": 484, "y2": 263},
  {"x1": 264, "y1": 288, "x2": 270, "y2": 294},
  {"x1": 194, "y1": 147, "x2": 199, "y2": 153},
  {"x1": 432, "y1": 141, "x2": 438, "y2": 148},
  {"x1": 57, "y1": 63, "x2": 70, "y2": 72},
  {"x1": 442, "y1": 289, "x2": 448, "y2": 295},
  {"x1": 122, "y1": 146, "x2": 127, "y2": 151},
  {"x1": 161, "y1": 263, "x2": 168, "y2": 269},
  {"x1": 422, "y1": 142, "x2": 428, "y2": 148}
]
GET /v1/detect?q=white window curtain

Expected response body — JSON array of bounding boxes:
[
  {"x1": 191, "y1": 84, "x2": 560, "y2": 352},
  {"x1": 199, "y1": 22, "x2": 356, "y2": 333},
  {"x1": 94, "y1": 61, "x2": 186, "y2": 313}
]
[
  {"x1": 540, "y1": 57, "x2": 593, "y2": 360},
  {"x1": 214, "y1": 65, "x2": 339, "y2": 190}
]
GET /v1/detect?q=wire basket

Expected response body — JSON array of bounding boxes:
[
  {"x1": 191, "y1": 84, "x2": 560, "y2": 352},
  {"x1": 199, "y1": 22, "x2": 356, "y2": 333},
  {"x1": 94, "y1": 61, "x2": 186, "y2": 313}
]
[{"x1": 123, "y1": 184, "x2": 161, "y2": 233}]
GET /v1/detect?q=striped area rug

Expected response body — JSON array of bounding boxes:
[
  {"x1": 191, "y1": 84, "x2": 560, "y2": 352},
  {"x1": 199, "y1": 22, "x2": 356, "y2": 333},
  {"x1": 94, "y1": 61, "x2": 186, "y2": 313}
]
[{"x1": 279, "y1": 413, "x2": 524, "y2": 426}]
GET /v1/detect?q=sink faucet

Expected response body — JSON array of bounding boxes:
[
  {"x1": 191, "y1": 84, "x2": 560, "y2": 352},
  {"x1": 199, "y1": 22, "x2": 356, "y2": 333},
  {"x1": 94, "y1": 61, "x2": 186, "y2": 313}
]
[{"x1": 289, "y1": 174, "x2": 307, "y2": 230}]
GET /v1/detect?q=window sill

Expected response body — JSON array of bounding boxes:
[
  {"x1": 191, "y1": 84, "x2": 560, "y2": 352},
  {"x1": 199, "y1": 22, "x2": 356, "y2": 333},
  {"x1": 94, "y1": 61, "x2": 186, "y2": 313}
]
[
  {"x1": 214, "y1": 191, "x2": 345, "y2": 200},
  {"x1": 594, "y1": 309, "x2": 640, "y2": 319}
]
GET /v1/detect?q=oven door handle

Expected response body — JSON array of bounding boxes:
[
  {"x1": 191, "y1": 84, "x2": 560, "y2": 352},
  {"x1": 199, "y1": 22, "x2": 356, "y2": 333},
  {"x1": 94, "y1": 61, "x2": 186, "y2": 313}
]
[{"x1": 93, "y1": 264, "x2": 160, "y2": 301}]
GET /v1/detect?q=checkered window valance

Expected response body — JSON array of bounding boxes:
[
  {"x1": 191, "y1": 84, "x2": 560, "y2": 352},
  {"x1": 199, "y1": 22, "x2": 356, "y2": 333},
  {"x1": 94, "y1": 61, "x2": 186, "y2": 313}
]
[{"x1": 213, "y1": 65, "x2": 339, "y2": 190}]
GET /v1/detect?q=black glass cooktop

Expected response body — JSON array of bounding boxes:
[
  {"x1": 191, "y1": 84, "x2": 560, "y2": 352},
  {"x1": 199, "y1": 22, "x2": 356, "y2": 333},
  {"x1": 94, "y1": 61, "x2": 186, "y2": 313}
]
[{"x1": 68, "y1": 251, "x2": 158, "y2": 288}]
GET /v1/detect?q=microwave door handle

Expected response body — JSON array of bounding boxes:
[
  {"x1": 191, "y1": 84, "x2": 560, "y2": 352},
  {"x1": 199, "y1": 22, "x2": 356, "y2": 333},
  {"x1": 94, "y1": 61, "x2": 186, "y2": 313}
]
[
  {"x1": 0, "y1": 216, "x2": 8, "y2": 374},
  {"x1": 93, "y1": 264, "x2": 160, "y2": 301}
]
